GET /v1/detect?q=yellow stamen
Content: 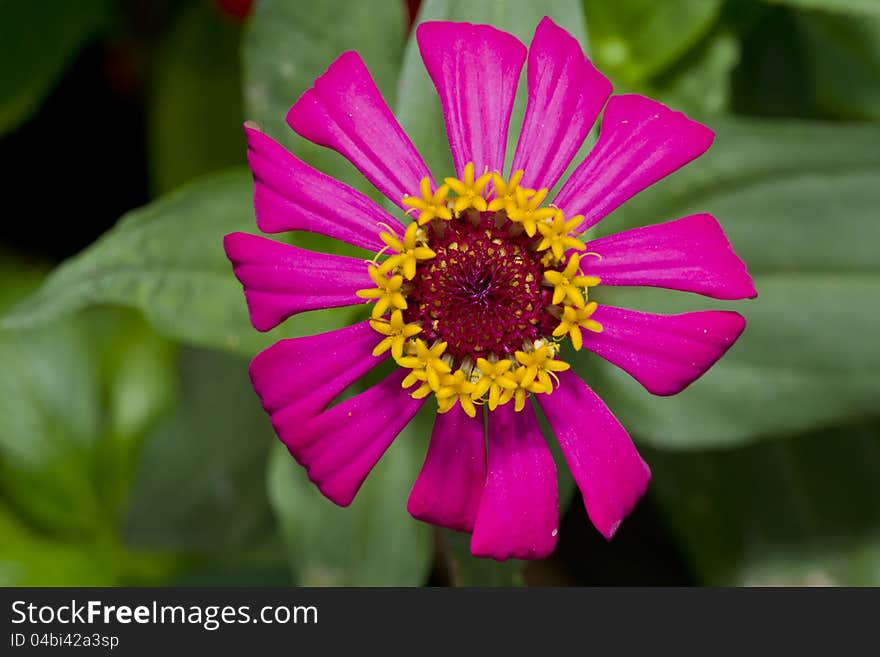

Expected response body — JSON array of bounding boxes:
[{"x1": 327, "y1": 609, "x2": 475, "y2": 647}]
[
  {"x1": 397, "y1": 339, "x2": 452, "y2": 391},
  {"x1": 543, "y1": 253, "x2": 600, "y2": 307},
  {"x1": 356, "y1": 265, "x2": 408, "y2": 319},
  {"x1": 369, "y1": 310, "x2": 422, "y2": 360},
  {"x1": 402, "y1": 177, "x2": 452, "y2": 225},
  {"x1": 471, "y1": 358, "x2": 517, "y2": 411},
  {"x1": 552, "y1": 302, "x2": 603, "y2": 351},
  {"x1": 515, "y1": 343, "x2": 571, "y2": 393},
  {"x1": 508, "y1": 187, "x2": 556, "y2": 237},
  {"x1": 445, "y1": 162, "x2": 492, "y2": 213},
  {"x1": 487, "y1": 169, "x2": 525, "y2": 213},
  {"x1": 436, "y1": 369, "x2": 478, "y2": 417},
  {"x1": 500, "y1": 365, "x2": 548, "y2": 411},
  {"x1": 536, "y1": 209, "x2": 587, "y2": 262},
  {"x1": 378, "y1": 221, "x2": 436, "y2": 279},
  {"x1": 406, "y1": 380, "x2": 434, "y2": 399}
]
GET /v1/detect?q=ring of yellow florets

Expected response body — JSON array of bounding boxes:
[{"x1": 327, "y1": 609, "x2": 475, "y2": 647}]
[{"x1": 356, "y1": 162, "x2": 604, "y2": 418}]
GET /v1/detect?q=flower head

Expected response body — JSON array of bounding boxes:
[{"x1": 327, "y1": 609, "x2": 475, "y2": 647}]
[{"x1": 225, "y1": 16, "x2": 756, "y2": 561}]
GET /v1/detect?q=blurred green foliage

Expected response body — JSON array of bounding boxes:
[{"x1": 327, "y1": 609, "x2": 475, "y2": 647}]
[
  {"x1": 648, "y1": 423, "x2": 880, "y2": 585},
  {"x1": 0, "y1": 270, "x2": 180, "y2": 584},
  {"x1": 0, "y1": 0, "x2": 115, "y2": 136},
  {"x1": 583, "y1": 0, "x2": 723, "y2": 84},
  {"x1": 148, "y1": 0, "x2": 245, "y2": 194},
  {"x1": 1, "y1": 0, "x2": 879, "y2": 586},
  {"x1": 2, "y1": 171, "x2": 282, "y2": 355},
  {"x1": 798, "y1": 12, "x2": 880, "y2": 120}
]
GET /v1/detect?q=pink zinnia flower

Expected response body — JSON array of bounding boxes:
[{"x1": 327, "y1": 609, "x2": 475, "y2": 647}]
[{"x1": 224, "y1": 18, "x2": 755, "y2": 560}]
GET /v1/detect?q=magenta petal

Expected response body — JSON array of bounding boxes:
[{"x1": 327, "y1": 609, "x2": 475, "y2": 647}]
[
  {"x1": 245, "y1": 125, "x2": 393, "y2": 251},
  {"x1": 584, "y1": 305, "x2": 747, "y2": 396},
  {"x1": 585, "y1": 213, "x2": 757, "y2": 300},
  {"x1": 417, "y1": 21, "x2": 527, "y2": 177},
  {"x1": 407, "y1": 405, "x2": 486, "y2": 533},
  {"x1": 249, "y1": 321, "x2": 386, "y2": 425},
  {"x1": 512, "y1": 17, "x2": 612, "y2": 191},
  {"x1": 286, "y1": 51, "x2": 432, "y2": 208},
  {"x1": 554, "y1": 94, "x2": 715, "y2": 231},
  {"x1": 537, "y1": 371, "x2": 650, "y2": 539},
  {"x1": 278, "y1": 370, "x2": 425, "y2": 506},
  {"x1": 224, "y1": 232, "x2": 369, "y2": 332},
  {"x1": 470, "y1": 403, "x2": 558, "y2": 561}
]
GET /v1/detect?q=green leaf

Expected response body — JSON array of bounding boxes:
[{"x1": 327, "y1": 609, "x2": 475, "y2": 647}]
[
  {"x1": 762, "y1": 0, "x2": 880, "y2": 16},
  {"x1": 730, "y1": 7, "x2": 815, "y2": 119},
  {"x1": 0, "y1": 254, "x2": 44, "y2": 312},
  {"x1": 95, "y1": 311, "x2": 177, "y2": 444},
  {"x1": 399, "y1": 0, "x2": 589, "y2": 180},
  {"x1": 89, "y1": 308, "x2": 178, "y2": 516},
  {"x1": 242, "y1": 0, "x2": 405, "y2": 195},
  {"x1": 123, "y1": 348, "x2": 276, "y2": 556},
  {"x1": 647, "y1": 32, "x2": 740, "y2": 117},
  {"x1": 0, "y1": 260, "x2": 178, "y2": 588},
  {"x1": 148, "y1": 0, "x2": 246, "y2": 194},
  {"x1": 647, "y1": 423, "x2": 880, "y2": 585},
  {"x1": 0, "y1": 300, "x2": 179, "y2": 585},
  {"x1": 0, "y1": 0, "x2": 113, "y2": 135},
  {"x1": 1, "y1": 171, "x2": 353, "y2": 355},
  {"x1": 0, "y1": 263, "x2": 174, "y2": 537},
  {"x1": 0, "y1": 307, "x2": 176, "y2": 537},
  {"x1": 582, "y1": 0, "x2": 723, "y2": 85},
  {"x1": 0, "y1": 500, "x2": 179, "y2": 586},
  {"x1": 267, "y1": 405, "x2": 433, "y2": 586},
  {"x1": 797, "y1": 12, "x2": 880, "y2": 121},
  {"x1": 0, "y1": 502, "x2": 115, "y2": 586},
  {"x1": 0, "y1": 315, "x2": 102, "y2": 535},
  {"x1": 583, "y1": 119, "x2": 880, "y2": 448}
]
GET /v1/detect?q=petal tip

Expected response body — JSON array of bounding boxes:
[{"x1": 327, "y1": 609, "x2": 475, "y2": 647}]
[
  {"x1": 316, "y1": 479, "x2": 357, "y2": 508},
  {"x1": 222, "y1": 231, "x2": 250, "y2": 260},
  {"x1": 745, "y1": 279, "x2": 759, "y2": 299},
  {"x1": 601, "y1": 519, "x2": 622, "y2": 541},
  {"x1": 406, "y1": 497, "x2": 475, "y2": 534},
  {"x1": 596, "y1": 457, "x2": 651, "y2": 540},
  {"x1": 417, "y1": 20, "x2": 526, "y2": 50},
  {"x1": 285, "y1": 51, "x2": 365, "y2": 133},
  {"x1": 469, "y1": 534, "x2": 557, "y2": 562}
]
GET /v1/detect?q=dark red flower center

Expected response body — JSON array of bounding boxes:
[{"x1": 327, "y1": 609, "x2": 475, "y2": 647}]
[{"x1": 404, "y1": 212, "x2": 557, "y2": 362}]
